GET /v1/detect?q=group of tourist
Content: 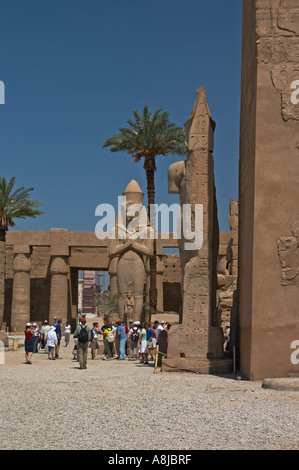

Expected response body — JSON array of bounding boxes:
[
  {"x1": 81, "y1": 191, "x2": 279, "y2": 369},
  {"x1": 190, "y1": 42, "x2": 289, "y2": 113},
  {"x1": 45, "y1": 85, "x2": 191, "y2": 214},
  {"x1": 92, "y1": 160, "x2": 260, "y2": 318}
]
[
  {"x1": 24, "y1": 316, "x2": 170, "y2": 369},
  {"x1": 72, "y1": 317, "x2": 171, "y2": 370},
  {"x1": 24, "y1": 317, "x2": 71, "y2": 364},
  {"x1": 100, "y1": 319, "x2": 170, "y2": 364}
]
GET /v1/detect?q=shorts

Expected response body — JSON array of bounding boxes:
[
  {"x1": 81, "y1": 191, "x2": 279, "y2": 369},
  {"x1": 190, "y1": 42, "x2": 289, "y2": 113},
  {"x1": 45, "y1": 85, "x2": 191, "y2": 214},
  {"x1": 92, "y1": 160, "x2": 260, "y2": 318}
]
[
  {"x1": 139, "y1": 340, "x2": 147, "y2": 354},
  {"x1": 48, "y1": 346, "x2": 55, "y2": 354},
  {"x1": 65, "y1": 333, "x2": 70, "y2": 342}
]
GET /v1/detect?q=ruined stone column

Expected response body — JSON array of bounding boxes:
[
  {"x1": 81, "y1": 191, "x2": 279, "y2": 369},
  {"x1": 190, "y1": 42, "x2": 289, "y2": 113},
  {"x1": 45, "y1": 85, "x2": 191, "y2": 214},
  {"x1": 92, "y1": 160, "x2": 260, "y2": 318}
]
[
  {"x1": 10, "y1": 246, "x2": 31, "y2": 332},
  {"x1": 48, "y1": 229, "x2": 70, "y2": 325},
  {"x1": 49, "y1": 255, "x2": 69, "y2": 325}
]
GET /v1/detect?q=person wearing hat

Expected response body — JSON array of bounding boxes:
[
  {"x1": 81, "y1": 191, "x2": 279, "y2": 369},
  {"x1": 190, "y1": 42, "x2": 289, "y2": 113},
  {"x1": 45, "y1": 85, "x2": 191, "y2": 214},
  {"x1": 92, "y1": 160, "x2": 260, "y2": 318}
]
[
  {"x1": 24, "y1": 323, "x2": 34, "y2": 364},
  {"x1": 73, "y1": 318, "x2": 92, "y2": 369},
  {"x1": 128, "y1": 322, "x2": 140, "y2": 360},
  {"x1": 41, "y1": 320, "x2": 51, "y2": 351},
  {"x1": 32, "y1": 323, "x2": 40, "y2": 353},
  {"x1": 46, "y1": 326, "x2": 58, "y2": 360}
]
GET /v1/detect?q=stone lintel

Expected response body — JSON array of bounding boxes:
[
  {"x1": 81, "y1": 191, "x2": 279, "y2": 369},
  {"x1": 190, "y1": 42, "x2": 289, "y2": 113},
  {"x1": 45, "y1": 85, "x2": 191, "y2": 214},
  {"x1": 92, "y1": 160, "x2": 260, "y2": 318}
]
[
  {"x1": 13, "y1": 245, "x2": 31, "y2": 255},
  {"x1": 50, "y1": 245, "x2": 69, "y2": 257}
]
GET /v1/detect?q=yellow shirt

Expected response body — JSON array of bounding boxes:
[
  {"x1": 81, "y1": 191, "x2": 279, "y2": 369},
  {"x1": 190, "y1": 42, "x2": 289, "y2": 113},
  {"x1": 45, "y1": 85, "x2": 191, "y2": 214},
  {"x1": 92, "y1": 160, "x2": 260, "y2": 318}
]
[{"x1": 104, "y1": 328, "x2": 113, "y2": 340}]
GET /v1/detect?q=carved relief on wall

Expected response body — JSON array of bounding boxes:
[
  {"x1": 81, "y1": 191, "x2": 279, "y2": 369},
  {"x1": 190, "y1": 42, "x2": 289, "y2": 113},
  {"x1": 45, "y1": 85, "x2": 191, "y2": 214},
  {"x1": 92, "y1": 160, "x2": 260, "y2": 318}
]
[
  {"x1": 277, "y1": 217, "x2": 299, "y2": 286},
  {"x1": 271, "y1": 66, "x2": 299, "y2": 121}
]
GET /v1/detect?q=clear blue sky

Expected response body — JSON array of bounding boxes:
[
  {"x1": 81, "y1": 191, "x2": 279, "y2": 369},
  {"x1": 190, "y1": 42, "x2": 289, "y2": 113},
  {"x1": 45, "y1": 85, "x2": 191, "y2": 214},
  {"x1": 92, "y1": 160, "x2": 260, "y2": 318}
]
[{"x1": 0, "y1": 0, "x2": 242, "y2": 234}]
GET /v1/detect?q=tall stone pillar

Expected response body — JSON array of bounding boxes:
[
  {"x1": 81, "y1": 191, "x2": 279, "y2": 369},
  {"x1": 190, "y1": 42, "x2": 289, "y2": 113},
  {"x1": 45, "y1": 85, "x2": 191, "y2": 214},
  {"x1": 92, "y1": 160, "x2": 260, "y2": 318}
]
[
  {"x1": 49, "y1": 256, "x2": 69, "y2": 325},
  {"x1": 239, "y1": 0, "x2": 299, "y2": 380},
  {"x1": 48, "y1": 229, "x2": 70, "y2": 325},
  {"x1": 164, "y1": 88, "x2": 228, "y2": 373},
  {"x1": 11, "y1": 246, "x2": 31, "y2": 332},
  {"x1": 156, "y1": 257, "x2": 165, "y2": 313},
  {"x1": 108, "y1": 257, "x2": 118, "y2": 301}
]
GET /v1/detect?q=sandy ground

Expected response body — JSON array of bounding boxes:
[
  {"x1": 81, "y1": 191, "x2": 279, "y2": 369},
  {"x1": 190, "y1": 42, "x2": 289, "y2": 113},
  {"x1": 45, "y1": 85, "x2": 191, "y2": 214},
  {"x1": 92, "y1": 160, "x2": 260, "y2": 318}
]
[{"x1": 0, "y1": 333, "x2": 299, "y2": 451}]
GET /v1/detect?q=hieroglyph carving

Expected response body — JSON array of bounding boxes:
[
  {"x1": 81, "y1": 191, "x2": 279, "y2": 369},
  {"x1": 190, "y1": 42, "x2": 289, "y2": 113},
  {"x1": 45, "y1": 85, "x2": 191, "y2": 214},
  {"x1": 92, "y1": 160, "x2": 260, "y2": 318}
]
[
  {"x1": 256, "y1": 5, "x2": 299, "y2": 121},
  {"x1": 277, "y1": 217, "x2": 299, "y2": 286}
]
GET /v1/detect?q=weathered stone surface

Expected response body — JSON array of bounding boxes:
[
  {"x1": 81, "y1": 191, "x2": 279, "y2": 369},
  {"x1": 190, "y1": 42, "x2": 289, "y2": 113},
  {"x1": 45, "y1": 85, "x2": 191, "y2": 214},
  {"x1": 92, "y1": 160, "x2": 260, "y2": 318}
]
[
  {"x1": 107, "y1": 180, "x2": 154, "y2": 323},
  {"x1": 10, "y1": 250, "x2": 32, "y2": 332},
  {"x1": 165, "y1": 88, "x2": 224, "y2": 372},
  {"x1": 3, "y1": 230, "x2": 179, "y2": 329},
  {"x1": 238, "y1": 0, "x2": 299, "y2": 381}
]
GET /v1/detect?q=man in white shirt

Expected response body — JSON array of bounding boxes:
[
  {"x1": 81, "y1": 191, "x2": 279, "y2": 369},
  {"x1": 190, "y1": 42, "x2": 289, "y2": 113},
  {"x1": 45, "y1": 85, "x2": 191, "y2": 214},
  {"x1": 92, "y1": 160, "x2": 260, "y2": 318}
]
[{"x1": 155, "y1": 321, "x2": 165, "y2": 342}]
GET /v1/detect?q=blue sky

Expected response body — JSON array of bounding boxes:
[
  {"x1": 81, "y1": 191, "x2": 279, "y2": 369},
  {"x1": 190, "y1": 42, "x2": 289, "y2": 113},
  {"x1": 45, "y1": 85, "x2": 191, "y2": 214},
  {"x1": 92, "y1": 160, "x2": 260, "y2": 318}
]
[{"x1": 0, "y1": 0, "x2": 242, "y2": 234}]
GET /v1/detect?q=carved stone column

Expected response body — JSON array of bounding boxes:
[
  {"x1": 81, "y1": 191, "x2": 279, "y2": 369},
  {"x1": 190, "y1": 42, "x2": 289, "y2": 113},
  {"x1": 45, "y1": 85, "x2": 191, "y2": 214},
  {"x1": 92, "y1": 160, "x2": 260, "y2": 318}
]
[
  {"x1": 156, "y1": 257, "x2": 165, "y2": 313},
  {"x1": 108, "y1": 257, "x2": 118, "y2": 301},
  {"x1": 49, "y1": 255, "x2": 69, "y2": 325},
  {"x1": 11, "y1": 246, "x2": 32, "y2": 332}
]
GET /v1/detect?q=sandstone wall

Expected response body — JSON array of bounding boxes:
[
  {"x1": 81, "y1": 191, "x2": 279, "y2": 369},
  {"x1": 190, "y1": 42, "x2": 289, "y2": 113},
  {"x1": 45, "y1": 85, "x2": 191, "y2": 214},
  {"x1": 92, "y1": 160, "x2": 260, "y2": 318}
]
[{"x1": 239, "y1": 0, "x2": 299, "y2": 380}]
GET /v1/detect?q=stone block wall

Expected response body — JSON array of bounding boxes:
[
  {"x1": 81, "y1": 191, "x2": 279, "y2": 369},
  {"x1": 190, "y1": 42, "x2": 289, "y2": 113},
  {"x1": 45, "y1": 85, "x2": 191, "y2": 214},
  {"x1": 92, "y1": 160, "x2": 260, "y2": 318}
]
[{"x1": 239, "y1": 0, "x2": 299, "y2": 380}]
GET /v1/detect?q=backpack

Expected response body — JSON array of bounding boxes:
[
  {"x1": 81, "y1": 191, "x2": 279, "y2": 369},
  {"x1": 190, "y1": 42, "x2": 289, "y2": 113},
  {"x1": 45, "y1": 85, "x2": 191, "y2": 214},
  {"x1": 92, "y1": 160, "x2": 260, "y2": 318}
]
[
  {"x1": 107, "y1": 328, "x2": 115, "y2": 343},
  {"x1": 78, "y1": 325, "x2": 89, "y2": 343},
  {"x1": 131, "y1": 329, "x2": 139, "y2": 343}
]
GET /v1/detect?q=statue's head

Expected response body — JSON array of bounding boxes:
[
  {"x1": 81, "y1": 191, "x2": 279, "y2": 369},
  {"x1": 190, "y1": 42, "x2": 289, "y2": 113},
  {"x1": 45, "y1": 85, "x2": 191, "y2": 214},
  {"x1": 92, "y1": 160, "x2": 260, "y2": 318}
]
[{"x1": 117, "y1": 180, "x2": 148, "y2": 232}]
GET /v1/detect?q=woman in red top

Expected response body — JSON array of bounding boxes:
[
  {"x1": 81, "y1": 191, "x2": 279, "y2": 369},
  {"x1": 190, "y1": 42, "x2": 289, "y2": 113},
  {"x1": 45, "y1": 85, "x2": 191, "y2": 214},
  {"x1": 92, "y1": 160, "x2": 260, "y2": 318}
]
[{"x1": 24, "y1": 323, "x2": 34, "y2": 364}]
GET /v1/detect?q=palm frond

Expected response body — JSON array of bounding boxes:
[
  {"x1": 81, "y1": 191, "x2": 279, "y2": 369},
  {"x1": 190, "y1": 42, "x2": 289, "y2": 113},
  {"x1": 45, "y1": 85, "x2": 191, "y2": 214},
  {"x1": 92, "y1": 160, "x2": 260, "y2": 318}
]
[
  {"x1": 102, "y1": 105, "x2": 187, "y2": 161},
  {"x1": 0, "y1": 176, "x2": 43, "y2": 231}
]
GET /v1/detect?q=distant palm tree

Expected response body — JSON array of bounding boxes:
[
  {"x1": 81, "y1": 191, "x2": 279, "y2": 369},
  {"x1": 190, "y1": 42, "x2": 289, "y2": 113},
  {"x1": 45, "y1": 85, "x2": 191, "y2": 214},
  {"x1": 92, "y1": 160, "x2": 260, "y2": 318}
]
[
  {"x1": 0, "y1": 176, "x2": 43, "y2": 331},
  {"x1": 102, "y1": 105, "x2": 186, "y2": 319},
  {"x1": 0, "y1": 176, "x2": 43, "y2": 241}
]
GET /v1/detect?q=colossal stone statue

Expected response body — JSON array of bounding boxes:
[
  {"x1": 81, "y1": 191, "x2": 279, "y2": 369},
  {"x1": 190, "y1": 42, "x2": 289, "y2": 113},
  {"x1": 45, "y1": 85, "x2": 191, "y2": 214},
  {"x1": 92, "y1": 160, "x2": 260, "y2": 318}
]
[{"x1": 107, "y1": 180, "x2": 154, "y2": 324}]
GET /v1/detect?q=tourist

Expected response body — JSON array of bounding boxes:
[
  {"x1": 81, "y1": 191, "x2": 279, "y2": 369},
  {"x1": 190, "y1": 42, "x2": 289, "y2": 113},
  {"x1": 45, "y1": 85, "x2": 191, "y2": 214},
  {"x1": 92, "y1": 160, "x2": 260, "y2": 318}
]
[
  {"x1": 225, "y1": 322, "x2": 230, "y2": 352},
  {"x1": 156, "y1": 320, "x2": 165, "y2": 342},
  {"x1": 32, "y1": 323, "x2": 40, "y2": 353},
  {"x1": 128, "y1": 323, "x2": 140, "y2": 360},
  {"x1": 112, "y1": 321, "x2": 119, "y2": 358},
  {"x1": 54, "y1": 318, "x2": 62, "y2": 359},
  {"x1": 146, "y1": 323, "x2": 155, "y2": 361},
  {"x1": 122, "y1": 320, "x2": 129, "y2": 355},
  {"x1": 117, "y1": 320, "x2": 127, "y2": 360},
  {"x1": 151, "y1": 322, "x2": 157, "y2": 361},
  {"x1": 42, "y1": 320, "x2": 51, "y2": 351},
  {"x1": 73, "y1": 318, "x2": 91, "y2": 369},
  {"x1": 102, "y1": 323, "x2": 115, "y2": 360},
  {"x1": 46, "y1": 326, "x2": 58, "y2": 360},
  {"x1": 24, "y1": 323, "x2": 34, "y2": 364},
  {"x1": 139, "y1": 323, "x2": 148, "y2": 364},
  {"x1": 90, "y1": 322, "x2": 100, "y2": 360},
  {"x1": 39, "y1": 321, "x2": 46, "y2": 350},
  {"x1": 64, "y1": 322, "x2": 71, "y2": 347},
  {"x1": 72, "y1": 337, "x2": 78, "y2": 361}
]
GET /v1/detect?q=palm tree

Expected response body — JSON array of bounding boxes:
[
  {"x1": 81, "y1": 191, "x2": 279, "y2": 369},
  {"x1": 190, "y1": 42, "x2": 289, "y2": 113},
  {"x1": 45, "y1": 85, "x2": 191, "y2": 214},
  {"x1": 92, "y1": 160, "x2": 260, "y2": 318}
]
[
  {"x1": 0, "y1": 176, "x2": 43, "y2": 331},
  {"x1": 0, "y1": 176, "x2": 43, "y2": 241},
  {"x1": 102, "y1": 105, "x2": 186, "y2": 320}
]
